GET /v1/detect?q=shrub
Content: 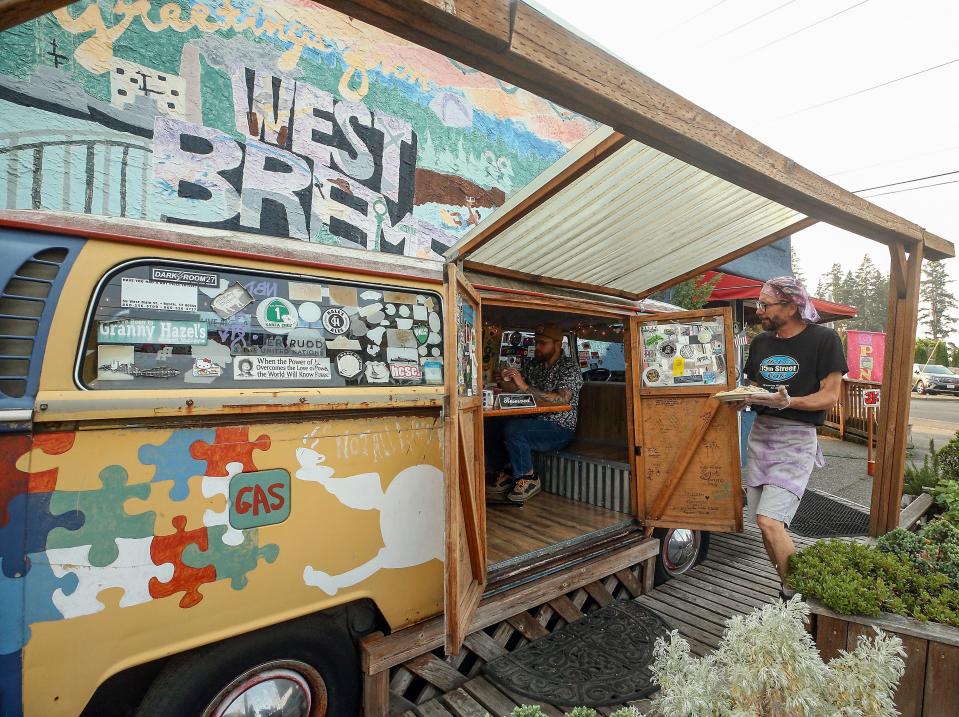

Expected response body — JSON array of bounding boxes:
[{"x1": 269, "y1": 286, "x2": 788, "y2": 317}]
[
  {"x1": 903, "y1": 439, "x2": 939, "y2": 495},
  {"x1": 789, "y1": 539, "x2": 959, "y2": 627},
  {"x1": 937, "y1": 434, "x2": 959, "y2": 483},
  {"x1": 645, "y1": 598, "x2": 904, "y2": 717},
  {"x1": 932, "y1": 478, "x2": 959, "y2": 525}
]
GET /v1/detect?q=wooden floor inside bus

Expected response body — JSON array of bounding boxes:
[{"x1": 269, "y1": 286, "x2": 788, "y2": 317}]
[{"x1": 486, "y1": 491, "x2": 630, "y2": 565}]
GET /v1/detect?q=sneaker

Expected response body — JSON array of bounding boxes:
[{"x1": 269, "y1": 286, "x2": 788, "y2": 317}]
[
  {"x1": 507, "y1": 476, "x2": 541, "y2": 504},
  {"x1": 486, "y1": 472, "x2": 515, "y2": 502}
]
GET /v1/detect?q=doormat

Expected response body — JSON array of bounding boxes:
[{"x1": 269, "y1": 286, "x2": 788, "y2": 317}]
[
  {"x1": 790, "y1": 490, "x2": 870, "y2": 538},
  {"x1": 483, "y1": 600, "x2": 671, "y2": 707}
]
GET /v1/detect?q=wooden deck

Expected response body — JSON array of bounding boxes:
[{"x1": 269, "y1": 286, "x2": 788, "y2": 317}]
[
  {"x1": 487, "y1": 492, "x2": 630, "y2": 564},
  {"x1": 367, "y1": 523, "x2": 819, "y2": 716}
]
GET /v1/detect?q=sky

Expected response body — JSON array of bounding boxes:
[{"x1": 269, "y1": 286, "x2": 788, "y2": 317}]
[{"x1": 536, "y1": 0, "x2": 959, "y2": 345}]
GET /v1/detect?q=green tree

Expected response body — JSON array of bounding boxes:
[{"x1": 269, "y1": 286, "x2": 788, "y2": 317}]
[
  {"x1": 952, "y1": 347, "x2": 959, "y2": 367},
  {"x1": 915, "y1": 344, "x2": 929, "y2": 364},
  {"x1": 933, "y1": 342, "x2": 950, "y2": 366},
  {"x1": 790, "y1": 246, "x2": 805, "y2": 286},
  {"x1": 651, "y1": 274, "x2": 720, "y2": 310},
  {"x1": 919, "y1": 260, "x2": 959, "y2": 340},
  {"x1": 814, "y1": 258, "x2": 888, "y2": 332}
]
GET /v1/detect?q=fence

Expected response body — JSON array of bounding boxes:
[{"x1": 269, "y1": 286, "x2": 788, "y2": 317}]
[{"x1": 825, "y1": 378, "x2": 881, "y2": 441}]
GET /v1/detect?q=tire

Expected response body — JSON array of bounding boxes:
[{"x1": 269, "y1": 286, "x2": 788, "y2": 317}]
[
  {"x1": 135, "y1": 615, "x2": 360, "y2": 717},
  {"x1": 652, "y1": 527, "x2": 710, "y2": 586},
  {"x1": 917, "y1": 381, "x2": 928, "y2": 395}
]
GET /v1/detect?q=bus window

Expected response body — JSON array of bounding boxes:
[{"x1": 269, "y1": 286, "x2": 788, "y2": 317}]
[{"x1": 78, "y1": 259, "x2": 444, "y2": 390}]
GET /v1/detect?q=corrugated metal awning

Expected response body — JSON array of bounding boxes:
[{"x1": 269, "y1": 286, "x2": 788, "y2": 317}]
[{"x1": 453, "y1": 128, "x2": 804, "y2": 297}]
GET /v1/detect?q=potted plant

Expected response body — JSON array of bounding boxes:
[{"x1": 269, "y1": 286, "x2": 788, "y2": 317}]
[{"x1": 788, "y1": 434, "x2": 959, "y2": 716}]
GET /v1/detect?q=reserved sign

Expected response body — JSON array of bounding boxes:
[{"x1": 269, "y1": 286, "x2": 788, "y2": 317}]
[{"x1": 495, "y1": 393, "x2": 536, "y2": 409}]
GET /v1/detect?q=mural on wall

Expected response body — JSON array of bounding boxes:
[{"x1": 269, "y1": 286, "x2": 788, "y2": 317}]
[{"x1": 0, "y1": 0, "x2": 597, "y2": 259}]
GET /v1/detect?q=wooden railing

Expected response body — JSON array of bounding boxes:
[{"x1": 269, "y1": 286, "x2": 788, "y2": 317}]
[{"x1": 825, "y1": 378, "x2": 881, "y2": 440}]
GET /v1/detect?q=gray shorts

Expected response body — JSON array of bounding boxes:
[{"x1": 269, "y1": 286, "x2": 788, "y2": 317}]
[{"x1": 748, "y1": 484, "x2": 801, "y2": 527}]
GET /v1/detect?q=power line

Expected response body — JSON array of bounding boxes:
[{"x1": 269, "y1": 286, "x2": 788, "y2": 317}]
[
  {"x1": 826, "y1": 144, "x2": 959, "y2": 178},
  {"x1": 853, "y1": 170, "x2": 959, "y2": 193},
  {"x1": 701, "y1": 0, "x2": 796, "y2": 45},
  {"x1": 664, "y1": 0, "x2": 731, "y2": 35},
  {"x1": 860, "y1": 178, "x2": 959, "y2": 198},
  {"x1": 742, "y1": 0, "x2": 870, "y2": 57},
  {"x1": 782, "y1": 55, "x2": 959, "y2": 118}
]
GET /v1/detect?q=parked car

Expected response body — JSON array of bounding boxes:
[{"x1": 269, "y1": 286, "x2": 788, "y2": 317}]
[{"x1": 912, "y1": 363, "x2": 959, "y2": 394}]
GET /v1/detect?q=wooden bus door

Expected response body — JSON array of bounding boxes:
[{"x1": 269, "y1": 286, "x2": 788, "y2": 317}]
[
  {"x1": 442, "y1": 263, "x2": 486, "y2": 655},
  {"x1": 626, "y1": 307, "x2": 744, "y2": 532}
]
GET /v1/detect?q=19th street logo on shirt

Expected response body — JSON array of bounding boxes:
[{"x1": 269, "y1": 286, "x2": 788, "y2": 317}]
[{"x1": 759, "y1": 355, "x2": 799, "y2": 382}]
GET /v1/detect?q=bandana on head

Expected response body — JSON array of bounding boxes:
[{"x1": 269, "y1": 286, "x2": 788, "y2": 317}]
[{"x1": 761, "y1": 276, "x2": 820, "y2": 323}]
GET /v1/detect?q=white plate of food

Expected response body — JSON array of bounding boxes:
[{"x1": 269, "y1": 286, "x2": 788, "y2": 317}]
[{"x1": 713, "y1": 385, "x2": 771, "y2": 402}]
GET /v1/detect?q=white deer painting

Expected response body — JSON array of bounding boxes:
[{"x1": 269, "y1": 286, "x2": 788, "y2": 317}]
[{"x1": 295, "y1": 447, "x2": 444, "y2": 595}]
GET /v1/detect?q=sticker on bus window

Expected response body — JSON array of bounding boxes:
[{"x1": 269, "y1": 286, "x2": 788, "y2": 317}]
[
  {"x1": 211, "y1": 283, "x2": 254, "y2": 319},
  {"x1": 150, "y1": 267, "x2": 219, "y2": 287},
  {"x1": 234, "y1": 356, "x2": 332, "y2": 381},
  {"x1": 98, "y1": 319, "x2": 208, "y2": 345},
  {"x1": 121, "y1": 278, "x2": 198, "y2": 312}
]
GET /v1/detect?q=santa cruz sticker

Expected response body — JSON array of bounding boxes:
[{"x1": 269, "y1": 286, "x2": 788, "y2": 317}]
[
  {"x1": 256, "y1": 297, "x2": 298, "y2": 334},
  {"x1": 759, "y1": 355, "x2": 799, "y2": 382}
]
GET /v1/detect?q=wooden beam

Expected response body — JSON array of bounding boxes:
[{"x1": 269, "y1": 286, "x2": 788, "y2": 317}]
[
  {"x1": 870, "y1": 240, "x2": 924, "y2": 536},
  {"x1": 310, "y1": 0, "x2": 954, "y2": 262},
  {"x1": 464, "y1": 260, "x2": 642, "y2": 301},
  {"x1": 637, "y1": 217, "x2": 819, "y2": 298},
  {"x1": 890, "y1": 243, "x2": 908, "y2": 300},
  {"x1": 447, "y1": 131, "x2": 631, "y2": 262}
]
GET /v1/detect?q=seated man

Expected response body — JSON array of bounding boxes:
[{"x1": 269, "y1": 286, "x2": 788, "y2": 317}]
[{"x1": 486, "y1": 324, "x2": 583, "y2": 504}]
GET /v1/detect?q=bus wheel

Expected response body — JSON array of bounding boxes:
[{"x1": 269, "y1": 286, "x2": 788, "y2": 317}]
[
  {"x1": 135, "y1": 618, "x2": 359, "y2": 717},
  {"x1": 652, "y1": 527, "x2": 710, "y2": 585}
]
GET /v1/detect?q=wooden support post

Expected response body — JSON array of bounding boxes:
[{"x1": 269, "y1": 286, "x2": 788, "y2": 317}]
[
  {"x1": 870, "y1": 241, "x2": 924, "y2": 536},
  {"x1": 361, "y1": 632, "x2": 390, "y2": 717}
]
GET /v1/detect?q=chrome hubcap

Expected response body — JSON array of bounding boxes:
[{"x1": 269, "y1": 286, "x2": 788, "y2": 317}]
[
  {"x1": 207, "y1": 660, "x2": 327, "y2": 717},
  {"x1": 663, "y1": 529, "x2": 700, "y2": 574}
]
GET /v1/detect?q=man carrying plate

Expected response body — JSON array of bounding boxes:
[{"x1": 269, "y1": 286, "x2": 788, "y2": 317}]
[{"x1": 735, "y1": 277, "x2": 847, "y2": 601}]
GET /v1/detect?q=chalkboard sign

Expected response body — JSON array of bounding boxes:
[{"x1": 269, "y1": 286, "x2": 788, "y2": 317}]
[{"x1": 495, "y1": 393, "x2": 536, "y2": 409}]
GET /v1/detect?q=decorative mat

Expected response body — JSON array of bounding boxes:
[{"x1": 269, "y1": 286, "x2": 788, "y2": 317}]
[
  {"x1": 483, "y1": 600, "x2": 671, "y2": 707},
  {"x1": 790, "y1": 490, "x2": 870, "y2": 537}
]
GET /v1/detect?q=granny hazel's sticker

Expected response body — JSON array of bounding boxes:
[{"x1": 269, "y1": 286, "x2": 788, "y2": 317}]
[
  {"x1": 256, "y1": 297, "x2": 299, "y2": 335},
  {"x1": 98, "y1": 319, "x2": 207, "y2": 345},
  {"x1": 322, "y1": 307, "x2": 350, "y2": 335},
  {"x1": 150, "y1": 267, "x2": 219, "y2": 287}
]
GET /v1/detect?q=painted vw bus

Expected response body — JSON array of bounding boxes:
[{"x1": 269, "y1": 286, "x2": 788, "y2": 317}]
[{"x1": 0, "y1": 211, "x2": 744, "y2": 716}]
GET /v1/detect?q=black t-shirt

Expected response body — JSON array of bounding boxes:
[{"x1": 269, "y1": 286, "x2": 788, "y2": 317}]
[{"x1": 744, "y1": 323, "x2": 848, "y2": 425}]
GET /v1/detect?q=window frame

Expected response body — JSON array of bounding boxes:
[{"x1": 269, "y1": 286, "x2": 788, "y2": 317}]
[{"x1": 74, "y1": 257, "x2": 445, "y2": 392}]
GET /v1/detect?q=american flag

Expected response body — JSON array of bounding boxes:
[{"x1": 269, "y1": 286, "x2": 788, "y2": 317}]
[{"x1": 734, "y1": 334, "x2": 750, "y2": 347}]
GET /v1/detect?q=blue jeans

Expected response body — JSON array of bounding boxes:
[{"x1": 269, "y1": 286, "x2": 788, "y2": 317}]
[{"x1": 486, "y1": 418, "x2": 575, "y2": 476}]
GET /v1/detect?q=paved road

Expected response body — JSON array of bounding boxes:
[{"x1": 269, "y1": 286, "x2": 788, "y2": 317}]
[
  {"x1": 909, "y1": 395, "x2": 958, "y2": 458},
  {"x1": 803, "y1": 397, "x2": 957, "y2": 509}
]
